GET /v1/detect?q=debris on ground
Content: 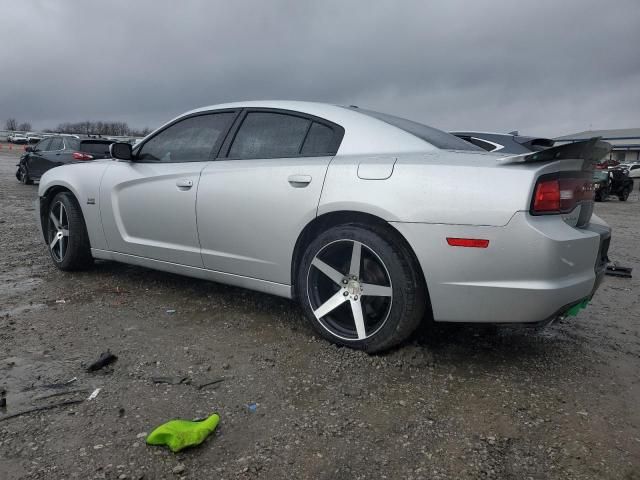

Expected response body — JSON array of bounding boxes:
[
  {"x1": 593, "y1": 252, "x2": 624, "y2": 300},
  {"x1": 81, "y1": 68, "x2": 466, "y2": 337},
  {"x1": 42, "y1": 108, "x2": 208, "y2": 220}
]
[
  {"x1": 247, "y1": 402, "x2": 257, "y2": 413},
  {"x1": 0, "y1": 399, "x2": 83, "y2": 423},
  {"x1": 0, "y1": 388, "x2": 6, "y2": 409},
  {"x1": 606, "y1": 263, "x2": 633, "y2": 278},
  {"x1": 87, "y1": 351, "x2": 118, "y2": 372},
  {"x1": 55, "y1": 299, "x2": 67, "y2": 304},
  {"x1": 146, "y1": 413, "x2": 220, "y2": 453},
  {"x1": 151, "y1": 376, "x2": 189, "y2": 385},
  {"x1": 196, "y1": 377, "x2": 225, "y2": 390},
  {"x1": 166, "y1": 309, "x2": 176, "y2": 314},
  {"x1": 87, "y1": 388, "x2": 101, "y2": 400},
  {"x1": 40, "y1": 377, "x2": 77, "y2": 390}
]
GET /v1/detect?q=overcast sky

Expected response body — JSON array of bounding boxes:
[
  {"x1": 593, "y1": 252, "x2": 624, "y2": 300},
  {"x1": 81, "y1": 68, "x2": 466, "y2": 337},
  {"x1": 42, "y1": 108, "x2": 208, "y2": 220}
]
[{"x1": 2, "y1": 0, "x2": 638, "y2": 137}]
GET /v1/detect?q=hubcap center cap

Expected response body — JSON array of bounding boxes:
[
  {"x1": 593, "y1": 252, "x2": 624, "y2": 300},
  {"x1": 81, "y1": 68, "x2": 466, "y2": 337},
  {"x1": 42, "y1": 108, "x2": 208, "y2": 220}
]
[
  {"x1": 56, "y1": 231, "x2": 63, "y2": 239},
  {"x1": 346, "y1": 279, "x2": 361, "y2": 296}
]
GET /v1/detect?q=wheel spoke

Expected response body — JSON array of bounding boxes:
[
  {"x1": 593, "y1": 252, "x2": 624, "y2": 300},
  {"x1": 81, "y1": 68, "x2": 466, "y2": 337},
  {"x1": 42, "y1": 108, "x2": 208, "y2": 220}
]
[
  {"x1": 349, "y1": 241, "x2": 361, "y2": 277},
  {"x1": 59, "y1": 236, "x2": 64, "y2": 259},
  {"x1": 61, "y1": 228, "x2": 69, "y2": 237},
  {"x1": 311, "y1": 258, "x2": 345, "y2": 286},
  {"x1": 360, "y1": 283, "x2": 392, "y2": 297},
  {"x1": 59, "y1": 204, "x2": 63, "y2": 227},
  {"x1": 313, "y1": 290, "x2": 348, "y2": 319},
  {"x1": 350, "y1": 299, "x2": 366, "y2": 339},
  {"x1": 50, "y1": 236, "x2": 59, "y2": 250},
  {"x1": 49, "y1": 211, "x2": 59, "y2": 229}
]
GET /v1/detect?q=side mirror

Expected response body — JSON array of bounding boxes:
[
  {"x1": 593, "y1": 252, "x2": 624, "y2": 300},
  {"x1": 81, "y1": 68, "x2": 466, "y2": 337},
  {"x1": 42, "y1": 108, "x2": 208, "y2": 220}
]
[
  {"x1": 25, "y1": 146, "x2": 34, "y2": 152},
  {"x1": 110, "y1": 142, "x2": 133, "y2": 161}
]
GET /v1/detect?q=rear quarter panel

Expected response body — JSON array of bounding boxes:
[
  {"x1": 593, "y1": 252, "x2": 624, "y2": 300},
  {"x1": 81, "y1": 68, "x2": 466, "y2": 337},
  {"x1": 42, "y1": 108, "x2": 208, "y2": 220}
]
[{"x1": 319, "y1": 151, "x2": 583, "y2": 226}]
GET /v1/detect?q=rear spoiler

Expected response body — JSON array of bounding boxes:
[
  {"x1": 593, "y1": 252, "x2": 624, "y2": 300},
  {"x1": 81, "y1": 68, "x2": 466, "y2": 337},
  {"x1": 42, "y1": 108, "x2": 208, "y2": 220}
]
[{"x1": 497, "y1": 137, "x2": 611, "y2": 165}]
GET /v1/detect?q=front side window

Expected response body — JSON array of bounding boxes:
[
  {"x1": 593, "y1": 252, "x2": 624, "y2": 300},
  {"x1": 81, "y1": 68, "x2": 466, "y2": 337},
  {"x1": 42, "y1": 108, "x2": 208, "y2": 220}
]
[
  {"x1": 36, "y1": 138, "x2": 52, "y2": 151},
  {"x1": 138, "y1": 112, "x2": 235, "y2": 162},
  {"x1": 228, "y1": 112, "x2": 311, "y2": 159}
]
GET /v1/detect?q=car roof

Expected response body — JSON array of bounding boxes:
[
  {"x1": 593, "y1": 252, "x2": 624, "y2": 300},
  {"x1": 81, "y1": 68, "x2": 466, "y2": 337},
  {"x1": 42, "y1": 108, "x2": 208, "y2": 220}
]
[{"x1": 162, "y1": 100, "x2": 449, "y2": 156}]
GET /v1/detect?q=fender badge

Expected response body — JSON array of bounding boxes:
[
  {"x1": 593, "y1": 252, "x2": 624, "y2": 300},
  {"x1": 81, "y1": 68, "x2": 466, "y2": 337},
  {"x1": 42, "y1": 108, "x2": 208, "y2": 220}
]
[{"x1": 87, "y1": 198, "x2": 96, "y2": 205}]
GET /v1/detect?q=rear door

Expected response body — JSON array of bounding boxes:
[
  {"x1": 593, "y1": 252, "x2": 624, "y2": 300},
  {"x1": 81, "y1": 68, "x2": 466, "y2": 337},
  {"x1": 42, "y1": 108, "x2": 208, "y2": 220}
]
[
  {"x1": 99, "y1": 111, "x2": 238, "y2": 266},
  {"x1": 197, "y1": 109, "x2": 344, "y2": 284}
]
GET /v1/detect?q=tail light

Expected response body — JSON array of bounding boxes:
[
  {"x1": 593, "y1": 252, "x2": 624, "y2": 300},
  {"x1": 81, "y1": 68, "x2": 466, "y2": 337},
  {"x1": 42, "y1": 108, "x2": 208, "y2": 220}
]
[
  {"x1": 531, "y1": 173, "x2": 594, "y2": 215},
  {"x1": 72, "y1": 152, "x2": 94, "y2": 160}
]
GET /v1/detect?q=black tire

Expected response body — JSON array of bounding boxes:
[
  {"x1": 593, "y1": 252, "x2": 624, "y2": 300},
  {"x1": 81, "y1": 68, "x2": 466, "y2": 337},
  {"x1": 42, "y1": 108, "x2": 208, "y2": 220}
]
[
  {"x1": 17, "y1": 164, "x2": 33, "y2": 185},
  {"x1": 45, "y1": 192, "x2": 93, "y2": 271},
  {"x1": 618, "y1": 188, "x2": 630, "y2": 201},
  {"x1": 297, "y1": 223, "x2": 427, "y2": 353}
]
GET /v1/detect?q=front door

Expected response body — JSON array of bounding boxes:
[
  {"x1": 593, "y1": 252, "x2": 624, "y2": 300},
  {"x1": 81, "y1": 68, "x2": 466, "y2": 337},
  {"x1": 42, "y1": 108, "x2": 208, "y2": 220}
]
[
  {"x1": 99, "y1": 111, "x2": 238, "y2": 266},
  {"x1": 197, "y1": 110, "x2": 343, "y2": 284},
  {"x1": 28, "y1": 138, "x2": 51, "y2": 177}
]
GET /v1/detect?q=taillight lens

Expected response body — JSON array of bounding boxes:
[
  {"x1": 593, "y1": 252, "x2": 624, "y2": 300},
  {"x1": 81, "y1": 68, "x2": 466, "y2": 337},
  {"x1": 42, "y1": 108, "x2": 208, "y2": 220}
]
[
  {"x1": 72, "y1": 152, "x2": 94, "y2": 160},
  {"x1": 531, "y1": 174, "x2": 594, "y2": 214}
]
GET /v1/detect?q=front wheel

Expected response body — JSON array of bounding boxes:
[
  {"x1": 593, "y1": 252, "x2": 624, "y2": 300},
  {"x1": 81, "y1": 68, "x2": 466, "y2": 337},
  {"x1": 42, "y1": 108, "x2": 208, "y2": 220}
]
[
  {"x1": 46, "y1": 192, "x2": 93, "y2": 271},
  {"x1": 297, "y1": 224, "x2": 426, "y2": 353},
  {"x1": 17, "y1": 164, "x2": 33, "y2": 185}
]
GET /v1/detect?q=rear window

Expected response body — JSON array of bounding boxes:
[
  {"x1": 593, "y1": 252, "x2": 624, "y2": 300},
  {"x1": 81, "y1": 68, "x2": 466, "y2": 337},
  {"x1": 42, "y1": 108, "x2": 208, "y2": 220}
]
[
  {"x1": 80, "y1": 141, "x2": 112, "y2": 155},
  {"x1": 350, "y1": 107, "x2": 483, "y2": 151}
]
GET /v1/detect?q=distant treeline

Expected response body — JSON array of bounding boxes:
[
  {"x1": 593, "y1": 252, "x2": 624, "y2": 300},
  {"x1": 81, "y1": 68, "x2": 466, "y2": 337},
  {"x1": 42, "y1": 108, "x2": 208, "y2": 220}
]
[
  {"x1": 5, "y1": 117, "x2": 151, "y2": 137},
  {"x1": 45, "y1": 121, "x2": 152, "y2": 137}
]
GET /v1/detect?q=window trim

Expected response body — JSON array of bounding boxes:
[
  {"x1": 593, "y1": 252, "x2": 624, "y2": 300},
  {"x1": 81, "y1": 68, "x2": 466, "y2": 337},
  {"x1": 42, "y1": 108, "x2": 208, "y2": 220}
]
[
  {"x1": 132, "y1": 109, "x2": 241, "y2": 163},
  {"x1": 219, "y1": 107, "x2": 345, "y2": 160}
]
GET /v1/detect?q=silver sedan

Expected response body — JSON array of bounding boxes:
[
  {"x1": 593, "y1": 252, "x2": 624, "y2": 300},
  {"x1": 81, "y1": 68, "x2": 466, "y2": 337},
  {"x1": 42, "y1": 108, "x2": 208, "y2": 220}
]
[{"x1": 36, "y1": 101, "x2": 612, "y2": 352}]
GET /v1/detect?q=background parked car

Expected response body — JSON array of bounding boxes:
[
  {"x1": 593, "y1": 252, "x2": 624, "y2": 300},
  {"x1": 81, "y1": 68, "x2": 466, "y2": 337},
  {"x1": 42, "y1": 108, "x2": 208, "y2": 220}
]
[
  {"x1": 27, "y1": 132, "x2": 43, "y2": 144},
  {"x1": 593, "y1": 169, "x2": 634, "y2": 201},
  {"x1": 16, "y1": 136, "x2": 113, "y2": 184},
  {"x1": 8, "y1": 133, "x2": 28, "y2": 144},
  {"x1": 450, "y1": 131, "x2": 555, "y2": 153},
  {"x1": 616, "y1": 162, "x2": 640, "y2": 178}
]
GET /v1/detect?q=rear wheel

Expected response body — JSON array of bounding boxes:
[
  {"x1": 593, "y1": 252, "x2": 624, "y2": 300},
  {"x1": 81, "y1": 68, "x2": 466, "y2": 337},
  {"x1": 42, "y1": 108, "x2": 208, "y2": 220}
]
[
  {"x1": 618, "y1": 187, "x2": 630, "y2": 201},
  {"x1": 46, "y1": 192, "x2": 93, "y2": 271},
  {"x1": 297, "y1": 224, "x2": 426, "y2": 353}
]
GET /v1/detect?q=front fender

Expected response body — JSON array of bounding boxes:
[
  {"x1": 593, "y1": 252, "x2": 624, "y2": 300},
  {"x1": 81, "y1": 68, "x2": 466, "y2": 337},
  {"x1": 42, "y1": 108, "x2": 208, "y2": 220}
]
[{"x1": 38, "y1": 162, "x2": 112, "y2": 250}]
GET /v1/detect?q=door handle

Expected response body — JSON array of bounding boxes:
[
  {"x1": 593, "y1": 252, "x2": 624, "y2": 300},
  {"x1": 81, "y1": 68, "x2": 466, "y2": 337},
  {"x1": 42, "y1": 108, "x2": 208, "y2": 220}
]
[
  {"x1": 288, "y1": 174, "x2": 312, "y2": 188},
  {"x1": 176, "y1": 179, "x2": 193, "y2": 190}
]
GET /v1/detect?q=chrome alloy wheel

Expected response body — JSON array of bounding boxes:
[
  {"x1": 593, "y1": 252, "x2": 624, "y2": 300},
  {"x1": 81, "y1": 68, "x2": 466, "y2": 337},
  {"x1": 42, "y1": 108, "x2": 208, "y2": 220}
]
[
  {"x1": 47, "y1": 201, "x2": 69, "y2": 262},
  {"x1": 307, "y1": 239, "x2": 393, "y2": 341}
]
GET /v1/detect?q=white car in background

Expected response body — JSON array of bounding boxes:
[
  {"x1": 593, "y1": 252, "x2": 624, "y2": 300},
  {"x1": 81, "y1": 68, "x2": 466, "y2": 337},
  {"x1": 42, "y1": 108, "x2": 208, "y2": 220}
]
[
  {"x1": 8, "y1": 133, "x2": 28, "y2": 144},
  {"x1": 619, "y1": 163, "x2": 640, "y2": 178}
]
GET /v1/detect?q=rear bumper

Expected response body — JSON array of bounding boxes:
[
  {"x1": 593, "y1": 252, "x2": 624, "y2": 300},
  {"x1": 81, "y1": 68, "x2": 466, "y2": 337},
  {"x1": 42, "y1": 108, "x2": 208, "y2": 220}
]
[{"x1": 392, "y1": 212, "x2": 611, "y2": 324}]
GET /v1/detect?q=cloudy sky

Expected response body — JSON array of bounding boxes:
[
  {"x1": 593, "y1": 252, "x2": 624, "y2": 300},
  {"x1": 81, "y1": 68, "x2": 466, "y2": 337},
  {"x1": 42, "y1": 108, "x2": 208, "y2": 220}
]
[{"x1": 2, "y1": 0, "x2": 639, "y2": 137}]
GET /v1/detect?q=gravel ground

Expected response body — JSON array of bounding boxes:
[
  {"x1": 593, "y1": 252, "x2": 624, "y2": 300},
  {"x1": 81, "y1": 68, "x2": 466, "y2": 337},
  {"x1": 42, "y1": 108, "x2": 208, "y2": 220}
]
[{"x1": 1, "y1": 150, "x2": 639, "y2": 479}]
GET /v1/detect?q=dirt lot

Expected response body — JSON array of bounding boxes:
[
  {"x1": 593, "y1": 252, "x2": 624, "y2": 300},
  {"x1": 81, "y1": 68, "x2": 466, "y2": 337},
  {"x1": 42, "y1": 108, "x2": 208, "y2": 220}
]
[{"x1": 1, "y1": 150, "x2": 639, "y2": 480}]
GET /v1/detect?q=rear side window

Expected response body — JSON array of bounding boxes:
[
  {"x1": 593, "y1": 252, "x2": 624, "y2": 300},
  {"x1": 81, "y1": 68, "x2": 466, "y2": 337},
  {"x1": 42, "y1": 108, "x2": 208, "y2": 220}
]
[
  {"x1": 138, "y1": 112, "x2": 235, "y2": 162},
  {"x1": 352, "y1": 107, "x2": 483, "y2": 151},
  {"x1": 301, "y1": 122, "x2": 336, "y2": 156},
  {"x1": 49, "y1": 137, "x2": 63, "y2": 150},
  {"x1": 229, "y1": 112, "x2": 310, "y2": 159},
  {"x1": 80, "y1": 141, "x2": 112, "y2": 156}
]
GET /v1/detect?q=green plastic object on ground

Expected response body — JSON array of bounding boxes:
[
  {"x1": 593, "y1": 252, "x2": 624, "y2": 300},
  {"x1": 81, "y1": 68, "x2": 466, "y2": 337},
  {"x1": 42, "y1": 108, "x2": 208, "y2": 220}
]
[
  {"x1": 566, "y1": 299, "x2": 590, "y2": 317},
  {"x1": 146, "y1": 413, "x2": 220, "y2": 452}
]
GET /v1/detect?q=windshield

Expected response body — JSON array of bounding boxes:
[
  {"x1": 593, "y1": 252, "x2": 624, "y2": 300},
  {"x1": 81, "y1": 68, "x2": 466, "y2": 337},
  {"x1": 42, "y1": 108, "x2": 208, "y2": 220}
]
[
  {"x1": 347, "y1": 107, "x2": 483, "y2": 151},
  {"x1": 593, "y1": 171, "x2": 609, "y2": 181}
]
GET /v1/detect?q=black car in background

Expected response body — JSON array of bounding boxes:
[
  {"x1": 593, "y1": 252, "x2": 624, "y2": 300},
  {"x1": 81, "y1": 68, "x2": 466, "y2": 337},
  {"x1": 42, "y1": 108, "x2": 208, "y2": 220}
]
[
  {"x1": 593, "y1": 169, "x2": 634, "y2": 202},
  {"x1": 16, "y1": 136, "x2": 113, "y2": 184},
  {"x1": 450, "y1": 131, "x2": 555, "y2": 154}
]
